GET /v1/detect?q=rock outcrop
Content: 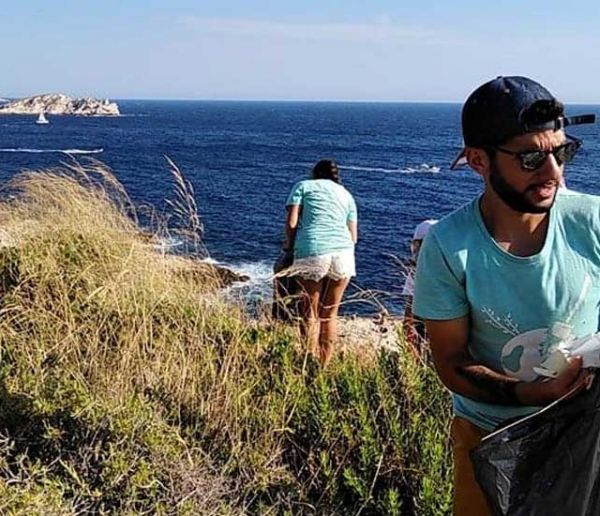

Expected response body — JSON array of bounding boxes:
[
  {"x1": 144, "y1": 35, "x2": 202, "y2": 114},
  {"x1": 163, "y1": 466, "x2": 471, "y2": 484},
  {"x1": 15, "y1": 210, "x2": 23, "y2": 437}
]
[
  {"x1": 167, "y1": 255, "x2": 250, "y2": 288},
  {"x1": 0, "y1": 93, "x2": 120, "y2": 116}
]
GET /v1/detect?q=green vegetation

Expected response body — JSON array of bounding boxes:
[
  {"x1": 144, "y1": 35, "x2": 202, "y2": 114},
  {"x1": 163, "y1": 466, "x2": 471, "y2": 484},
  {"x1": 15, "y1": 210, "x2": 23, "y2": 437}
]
[{"x1": 0, "y1": 162, "x2": 452, "y2": 514}]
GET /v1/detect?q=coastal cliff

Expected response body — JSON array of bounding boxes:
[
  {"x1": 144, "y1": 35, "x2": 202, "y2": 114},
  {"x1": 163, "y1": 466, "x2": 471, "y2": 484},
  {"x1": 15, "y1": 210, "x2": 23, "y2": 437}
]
[{"x1": 0, "y1": 93, "x2": 120, "y2": 116}]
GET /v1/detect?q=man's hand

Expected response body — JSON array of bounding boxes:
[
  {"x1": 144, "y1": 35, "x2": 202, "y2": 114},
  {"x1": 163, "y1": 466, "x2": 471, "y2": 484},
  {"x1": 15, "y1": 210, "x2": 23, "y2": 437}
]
[
  {"x1": 427, "y1": 318, "x2": 592, "y2": 407},
  {"x1": 516, "y1": 356, "x2": 590, "y2": 405}
]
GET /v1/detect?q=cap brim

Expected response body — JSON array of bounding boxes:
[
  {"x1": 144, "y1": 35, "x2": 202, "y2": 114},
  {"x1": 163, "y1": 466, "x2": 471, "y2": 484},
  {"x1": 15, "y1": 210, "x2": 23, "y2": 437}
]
[{"x1": 450, "y1": 148, "x2": 468, "y2": 170}]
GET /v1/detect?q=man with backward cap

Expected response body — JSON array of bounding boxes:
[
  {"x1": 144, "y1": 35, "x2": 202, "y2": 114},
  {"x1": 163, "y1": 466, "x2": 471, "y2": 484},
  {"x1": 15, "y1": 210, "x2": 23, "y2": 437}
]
[{"x1": 413, "y1": 76, "x2": 597, "y2": 515}]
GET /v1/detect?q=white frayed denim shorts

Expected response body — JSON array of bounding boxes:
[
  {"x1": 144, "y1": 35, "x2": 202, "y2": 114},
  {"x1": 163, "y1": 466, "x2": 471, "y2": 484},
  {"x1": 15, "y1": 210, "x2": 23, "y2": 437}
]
[{"x1": 290, "y1": 249, "x2": 356, "y2": 282}]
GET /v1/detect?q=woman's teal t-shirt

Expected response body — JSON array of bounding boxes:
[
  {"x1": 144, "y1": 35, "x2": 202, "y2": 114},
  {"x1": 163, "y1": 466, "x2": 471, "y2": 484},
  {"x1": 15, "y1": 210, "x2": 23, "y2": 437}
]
[{"x1": 286, "y1": 179, "x2": 357, "y2": 259}]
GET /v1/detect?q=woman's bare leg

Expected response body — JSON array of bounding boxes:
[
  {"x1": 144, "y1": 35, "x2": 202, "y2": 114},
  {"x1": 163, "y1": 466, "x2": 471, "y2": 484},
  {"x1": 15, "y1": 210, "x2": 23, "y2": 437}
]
[
  {"x1": 318, "y1": 277, "x2": 350, "y2": 366},
  {"x1": 298, "y1": 278, "x2": 322, "y2": 358}
]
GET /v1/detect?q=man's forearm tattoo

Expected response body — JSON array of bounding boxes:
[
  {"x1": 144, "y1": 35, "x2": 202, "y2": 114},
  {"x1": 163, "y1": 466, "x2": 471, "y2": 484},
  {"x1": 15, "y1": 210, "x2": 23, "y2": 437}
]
[{"x1": 457, "y1": 364, "x2": 521, "y2": 405}]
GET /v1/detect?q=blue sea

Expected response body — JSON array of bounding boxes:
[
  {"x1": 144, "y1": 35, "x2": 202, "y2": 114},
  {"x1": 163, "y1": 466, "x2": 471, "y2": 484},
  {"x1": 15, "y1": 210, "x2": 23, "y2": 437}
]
[{"x1": 2, "y1": 101, "x2": 600, "y2": 314}]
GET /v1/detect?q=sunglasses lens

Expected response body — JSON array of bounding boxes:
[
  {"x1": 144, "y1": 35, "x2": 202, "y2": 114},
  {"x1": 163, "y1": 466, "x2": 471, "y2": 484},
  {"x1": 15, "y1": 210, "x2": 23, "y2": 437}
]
[
  {"x1": 520, "y1": 151, "x2": 547, "y2": 171},
  {"x1": 520, "y1": 140, "x2": 581, "y2": 170},
  {"x1": 555, "y1": 141, "x2": 580, "y2": 165}
]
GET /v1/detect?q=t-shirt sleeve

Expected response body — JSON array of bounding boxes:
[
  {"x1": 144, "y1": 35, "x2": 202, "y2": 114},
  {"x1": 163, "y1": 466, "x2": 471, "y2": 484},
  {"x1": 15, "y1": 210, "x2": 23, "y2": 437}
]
[
  {"x1": 286, "y1": 182, "x2": 305, "y2": 206},
  {"x1": 347, "y1": 195, "x2": 358, "y2": 222},
  {"x1": 413, "y1": 232, "x2": 469, "y2": 320}
]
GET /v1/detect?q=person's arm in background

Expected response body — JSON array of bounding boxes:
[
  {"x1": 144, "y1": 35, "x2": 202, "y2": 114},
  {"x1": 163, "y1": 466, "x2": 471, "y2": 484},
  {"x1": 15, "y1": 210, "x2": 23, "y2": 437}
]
[
  {"x1": 347, "y1": 194, "x2": 358, "y2": 244},
  {"x1": 426, "y1": 316, "x2": 587, "y2": 406},
  {"x1": 402, "y1": 296, "x2": 420, "y2": 345},
  {"x1": 283, "y1": 204, "x2": 300, "y2": 251},
  {"x1": 284, "y1": 182, "x2": 304, "y2": 251},
  {"x1": 401, "y1": 269, "x2": 419, "y2": 344},
  {"x1": 347, "y1": 220, "x2": 358, "y2": 244}
]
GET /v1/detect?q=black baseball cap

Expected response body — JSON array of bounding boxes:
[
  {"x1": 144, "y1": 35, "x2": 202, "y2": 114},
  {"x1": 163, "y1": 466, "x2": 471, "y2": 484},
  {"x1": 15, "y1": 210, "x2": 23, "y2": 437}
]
[{"x1": 450, "y1": 76, "x2": 596, "y2": 169}]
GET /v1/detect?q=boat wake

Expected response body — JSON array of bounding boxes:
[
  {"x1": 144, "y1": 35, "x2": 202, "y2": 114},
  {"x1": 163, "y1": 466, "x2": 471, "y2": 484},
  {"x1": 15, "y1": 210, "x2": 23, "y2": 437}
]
[
  {"x1": 0, "y1": 148, "x2": 104, "y2": 155},
  {"x1": 342, "y1": 163, "x2": 440, "y2": 174}
]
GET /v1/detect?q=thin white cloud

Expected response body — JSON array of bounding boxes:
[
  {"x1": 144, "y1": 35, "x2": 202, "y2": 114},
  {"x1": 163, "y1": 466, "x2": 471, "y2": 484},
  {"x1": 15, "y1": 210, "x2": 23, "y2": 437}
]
[{"x1": 180, "y1": 16, "x2": 443, "y2": 44}]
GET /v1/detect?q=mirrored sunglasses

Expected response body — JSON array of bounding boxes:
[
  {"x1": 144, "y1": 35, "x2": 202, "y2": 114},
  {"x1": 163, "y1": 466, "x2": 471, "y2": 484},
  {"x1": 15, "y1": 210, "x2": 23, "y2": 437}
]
[{"x1": 492, "y1": 135, "x2": 582, "y2": 172}]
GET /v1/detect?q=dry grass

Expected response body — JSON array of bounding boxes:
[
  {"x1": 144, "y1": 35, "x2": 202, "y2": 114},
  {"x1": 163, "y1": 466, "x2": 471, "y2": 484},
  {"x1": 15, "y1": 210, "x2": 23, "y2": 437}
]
[{"x1": 0, "y1": 161, "x2": 452, "y2": 514}]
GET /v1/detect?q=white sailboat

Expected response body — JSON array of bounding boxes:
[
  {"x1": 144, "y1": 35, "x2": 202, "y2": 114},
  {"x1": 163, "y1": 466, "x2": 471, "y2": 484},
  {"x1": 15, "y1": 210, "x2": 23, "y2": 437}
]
[{"x1": 36, "y1": 112, "x2": 49, "y2": 124}]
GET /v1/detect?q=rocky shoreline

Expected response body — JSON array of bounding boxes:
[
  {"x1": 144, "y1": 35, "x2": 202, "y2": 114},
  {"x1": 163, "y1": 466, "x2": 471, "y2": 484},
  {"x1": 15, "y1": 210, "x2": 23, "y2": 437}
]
[
  {"x1": 166, "y1": 254, "x2": 250, "y2": 288},
  {"x1": 0, "y1": 93, "x2": 120, "y2": 116}
]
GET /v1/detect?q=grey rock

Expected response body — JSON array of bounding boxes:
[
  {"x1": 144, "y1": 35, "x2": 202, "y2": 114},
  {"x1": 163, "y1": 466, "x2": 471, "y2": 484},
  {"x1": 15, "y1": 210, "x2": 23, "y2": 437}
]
[{"x1": 0, "y1": 93, "x2": 120, "y2": 116}]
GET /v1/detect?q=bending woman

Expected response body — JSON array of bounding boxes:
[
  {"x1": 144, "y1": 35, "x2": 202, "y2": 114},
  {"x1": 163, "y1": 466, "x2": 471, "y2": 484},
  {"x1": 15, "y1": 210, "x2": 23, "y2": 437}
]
[{"x1": 283, "y1": 159, "x2": 358, "y2": 366}]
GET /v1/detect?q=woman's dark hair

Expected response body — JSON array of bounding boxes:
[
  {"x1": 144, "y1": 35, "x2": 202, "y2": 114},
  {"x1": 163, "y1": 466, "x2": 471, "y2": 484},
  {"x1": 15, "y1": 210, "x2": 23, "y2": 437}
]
[{"x1": 312, "y1": 159, "x2": 341, "y2": 183}]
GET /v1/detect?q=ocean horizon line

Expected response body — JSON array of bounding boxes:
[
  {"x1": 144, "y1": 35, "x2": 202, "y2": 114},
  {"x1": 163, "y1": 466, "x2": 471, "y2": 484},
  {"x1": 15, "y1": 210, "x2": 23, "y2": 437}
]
[{"x1": 4, "y1": 95, "x2": 600, "y2": 106}]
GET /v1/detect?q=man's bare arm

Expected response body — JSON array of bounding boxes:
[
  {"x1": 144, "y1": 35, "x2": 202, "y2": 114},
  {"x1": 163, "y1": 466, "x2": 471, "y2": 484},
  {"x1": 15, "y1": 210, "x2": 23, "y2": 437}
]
[{"x1": 426, "y1": 317, "x2": 587, "y2": 406}]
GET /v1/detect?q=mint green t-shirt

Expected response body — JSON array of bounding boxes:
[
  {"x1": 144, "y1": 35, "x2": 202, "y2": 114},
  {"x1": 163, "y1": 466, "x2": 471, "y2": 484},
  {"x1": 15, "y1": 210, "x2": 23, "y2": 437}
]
[
  {"x1": 413, "y1": 190, "x2": 600, "y2": 431},
  {"x1": 286, "y1": 179, "x2": 357, "y2": 259}
]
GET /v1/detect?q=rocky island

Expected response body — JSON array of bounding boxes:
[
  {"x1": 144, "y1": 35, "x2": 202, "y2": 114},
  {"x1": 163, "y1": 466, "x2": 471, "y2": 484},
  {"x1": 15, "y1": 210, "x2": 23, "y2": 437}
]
[{"x1": 0, "y1": 93, "x2": 120, "y2": 116}]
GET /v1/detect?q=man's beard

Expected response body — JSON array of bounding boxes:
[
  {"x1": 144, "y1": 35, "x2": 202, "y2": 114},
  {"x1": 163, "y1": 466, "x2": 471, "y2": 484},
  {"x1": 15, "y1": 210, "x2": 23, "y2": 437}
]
[{"x1": 489, "y1": 160, "x2": 558, "y2": 214}]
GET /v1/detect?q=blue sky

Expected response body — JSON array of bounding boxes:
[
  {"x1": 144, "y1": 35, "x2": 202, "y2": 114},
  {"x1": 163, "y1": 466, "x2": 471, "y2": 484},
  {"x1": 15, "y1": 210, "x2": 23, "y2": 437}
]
[{"x1": 2, "y1": 0, "x2": 600, "y2": 102}]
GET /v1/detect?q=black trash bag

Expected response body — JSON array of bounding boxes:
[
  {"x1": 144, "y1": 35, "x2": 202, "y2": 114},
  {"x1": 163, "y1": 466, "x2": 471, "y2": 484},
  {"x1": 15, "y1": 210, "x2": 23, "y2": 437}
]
[
  {"x1": 272, "y1": 250, "x2": 302, "y2": 322},
  {"x1": 471, "y1": 377, "x2": 600, "y2": 516}
]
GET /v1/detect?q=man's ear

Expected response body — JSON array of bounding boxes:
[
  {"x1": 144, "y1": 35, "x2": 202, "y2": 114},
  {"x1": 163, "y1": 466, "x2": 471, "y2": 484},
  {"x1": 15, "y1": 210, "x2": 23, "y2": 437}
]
[{"x1": 465, "y1": 148, "x2": 491, "y2": 177}]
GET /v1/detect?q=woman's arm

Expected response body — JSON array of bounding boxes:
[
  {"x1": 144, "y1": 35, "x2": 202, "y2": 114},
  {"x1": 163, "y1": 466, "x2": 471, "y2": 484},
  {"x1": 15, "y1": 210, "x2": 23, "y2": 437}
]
[
  {"x1": 283, "y1": 204, "x2": 301, "y2": 250},
  {"x1": 347, "y1": 220, "x2": 358, "y2": 244}
]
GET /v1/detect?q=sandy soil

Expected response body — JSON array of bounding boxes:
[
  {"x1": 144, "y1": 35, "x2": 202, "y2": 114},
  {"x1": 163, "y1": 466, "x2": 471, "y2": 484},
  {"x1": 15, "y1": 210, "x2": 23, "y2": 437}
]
[{"x1": 337, "y1": 314, "x2": 403, "y2": 353}]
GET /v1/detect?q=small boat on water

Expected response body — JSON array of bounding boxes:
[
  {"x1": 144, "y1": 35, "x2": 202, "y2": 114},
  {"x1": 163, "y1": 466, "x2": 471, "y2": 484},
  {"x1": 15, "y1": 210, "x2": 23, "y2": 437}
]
[{"x1": 36, "y1": 112, "x2": 49, "y2": 124}]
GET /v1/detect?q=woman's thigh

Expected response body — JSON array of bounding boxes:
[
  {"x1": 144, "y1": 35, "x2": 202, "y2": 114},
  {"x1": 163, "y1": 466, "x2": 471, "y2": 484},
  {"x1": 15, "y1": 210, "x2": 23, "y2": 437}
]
[
  {"x1": 320, "y1": 277, "x2": 350, "y2": 317},
  {"x1": 298, "y1": 278, "x2": 322, "y2": 317}
]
